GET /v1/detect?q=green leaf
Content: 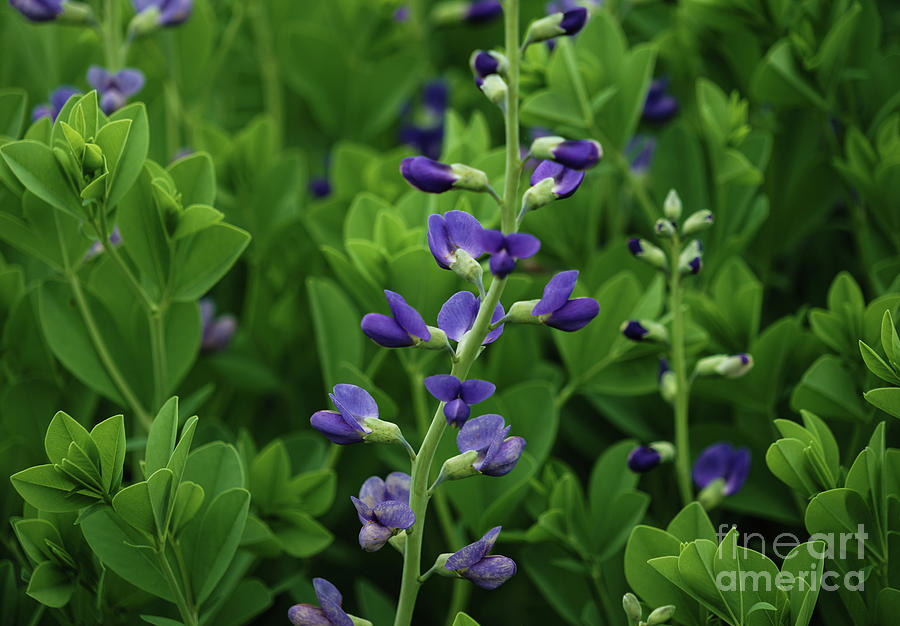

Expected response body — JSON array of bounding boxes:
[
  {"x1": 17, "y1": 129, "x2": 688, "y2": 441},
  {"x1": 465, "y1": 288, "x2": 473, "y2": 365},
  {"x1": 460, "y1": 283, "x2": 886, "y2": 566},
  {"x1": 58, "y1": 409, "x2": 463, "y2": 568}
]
[
  {"x1": 782, "y1": 541, "x2": 826, "y2": 626},
  {"x1": 174, "y1": 204, "x2": 224, "y2": 239},
  {"x1": 271, "y1": 511, "x2": 334, "y2": 558},
  {"x1": 189, "y1": 488, "x2": 250, "y2": 604},
  {"x1": 183, "y1": 442, "x2": 245, "y2": 506},
  {"x1": 287, "y1": 468, "x2": 336, "y2": 517},
  {"x1": 94, "y1": 119, "x2": 132, "y2": 199},
  {"x1": 168, "y1": 152, "x2": 216, "y2": 206},
  {"x1": 171, "y1": 481, "x2": 204, "y2": 534},
  {"x1": 666, "y1": 502, "x2": 717, "y2": 543},
  {"x1": 13, "y1": 518, "x2": 65, "y2": 565},
  {"x1": 0, "y1": 88, "x2": 27, "y2": 138},
  {"x1": 166, "y1": 415, "x2": 199, "y2": 484},
  {"x1": 766, "y1": 438, "x2": 819, "y2": 495},
  {"x1": 588, "y1": 439, "x2": 638, "y2": 520},
  {"x1": 25, "y1": 561, "x2": 73, "y2": 608},
  {"x1": 864, "y1": 387, "x2": 900, "y2": 419},
  {"x1": 451, "y1": 613, "x2": 480, "y2": 626},
  {"x1": 306, "y1": 277, "x2": 363, "y2": 390},
  {"x1": 104, "y1": 103, "x2": 149, "y2": 208},
  {"x1": 112, "y1": 480, "x2": 156, "y2": 535},
  {"x1": 10, "y1": 465, "x2": 95, "y2": 512},
  {"x1": 250, "y1": 439, "x2": 292, "y2": 513},
  {"x1": 145, "y1": 397, "x2": 178, "y2": 477},
  {"x1": 204, "y1": 578, "x2": 274, "y2": 626},
  {"x1": 90, "y1": 414, "x2": 126, "y2": 494},
  {"x1": 171, "y1": 223, "x2": 250, "y2": 301},
  {"x1": 147, "y1": 468, "x2": 175, "y2": 536},
  {"x1": 0, "y1": 140, "x2": 81, "y2": 218},
  {"x1": 790, "y1": 355, "x2": 867, "y2": 421},
  {"x1": 44, "y1": 411, "x2": 93, "y2": 467}
]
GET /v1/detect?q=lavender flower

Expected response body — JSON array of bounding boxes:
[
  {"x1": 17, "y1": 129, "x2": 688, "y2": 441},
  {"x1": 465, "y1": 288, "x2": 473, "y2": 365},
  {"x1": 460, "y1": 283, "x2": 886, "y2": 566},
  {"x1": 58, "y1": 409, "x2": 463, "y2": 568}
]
[
  {"x1": 529, "y1": 136, "x2": 602, "y2": 170},
  {"x1": 428, "y1": 211, "x2": 484, "y2": 270},
  {"x1": 480, "y1": 229, "x2": 540, "y2": 278},
  {"x1": 530, "y1": 270, "x2": 599, "y2": 331},
  {"x1": 438, "y1": 291, "x2": 505, "y2": 344},
  {"x1": 693, "y1": 442, "x2": 750, "y2": 496},
  {"x1": 199, "y1": 298, "x2": 236, "y2": 353},
  {"x1": 643, "y1": 78, "x2": 679, "y2": 123},
  {"x1": 525, "y1": 6, "x2": 589, "y2": 46},
  {"x1": 32, "y1": 86, "x2": 80, "y2": 122},
  {"x1": 464, "y1": 0, "x2": 502, "y2": 23},
  {"x1": 361, "y1": 290, "x2": 431, "y2": 347},
  {"x1": 424, "y1": 375, "x2": 495, "y2": 427},
  {"x1": 627, "y1": 237, "x2": 667, "y2": 271},
  {"x1": 133, "y1": 0, "x2": 191, "y2": 26},
  {"x1": 470, "y1": 50, "x2": 507, "y2": 82},
  {"x1": 625, "y1": 135, "x2": 656, "y2": 175},
  {"x1": 87, "y1": 66, "x2": 145, "y2": 114},
  {"x1": 288, "y1": 578, "x2": 354, "y2": 626},
  {"x1": 351, "y1": 473, "x2": 415, "y2": 551},
  {"x1": 445, "y1": 526, "x2": 516, "y2": 589},
  {"x1": 309, "y1": 384, "x2": 379, "y2": 445},
  {"x1": 394, "y1": 5, "x2": 409, "y2": 21},
  {"x1": 456, "y1": 414, "x2": 525, "y2": 476},
  {"x1": 530, "y1": 160, "x2": 585, "y2": 199},
  {"x1": 9, "y1": 0, "x2": 63, "y2": 21}
]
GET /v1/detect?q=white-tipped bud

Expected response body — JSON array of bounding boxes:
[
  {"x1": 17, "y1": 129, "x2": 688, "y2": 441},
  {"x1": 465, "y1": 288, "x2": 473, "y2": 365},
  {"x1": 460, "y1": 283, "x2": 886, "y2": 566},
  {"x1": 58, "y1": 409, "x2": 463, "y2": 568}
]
[
  {"x1": 628, "y1": 238, "x2": 668, "y2": 272},
  {"x1": 449, "y1": 163, "x2": 491, "y2": 192},
  {"x1": 449, "y1": 250, "x2": 484, "y2": 293},
  {"x1": 522, "y1": 177, "x2": 556, "y2": 213},
  {"x1": 621, "y1": 319, "x2": 669, "y2": 343},
  {"x1": 658, "y1": 360, "x2": 677, "y2": 404},
  {"x1": 417, "y1": 326, "x2": 452, "y2": 351},
  {"x1": 362, "y1": 418, "x2": 406, "y2": 445},
  {"x1": 698, "y1": 478, "x2": 726, "y2": 510},
  {"x1": 681, "y1": 210, "x2": 713, "y2": 236},
  {"x1": 437, "y1": 450, "x2": 480, "y2": 482},
  {"x1": 524, "y1": 13, "x2": 567, "y2": 44},
  {"x1": 647, "y1": 605, "x2": 676, "y2": 625},
  {"x1": 663, "y1": 189, "x2": 682, "y2": 222},
  {"x1": 678, "y1": 239, "x2": 703, "y2": 275},
  {"x1": 694, "y1": 353, "x2": 753, "y2": 378},
  {"x1": 654, "y1": 218, "x2": 676, "y2": 238},
  {"x1": 622, "y1": 593, "x2": 643, "y2": 621},
  {"x1": 648, "y1": 441, "x2": 676, "y2": 464},
  {"x1": 59, "y1": 1, "x2": 95, "y2": 25},
  {"x1": 508, "y1": 300, "x2": 543, "y2": 325},
  {"x1": 479, "y1": 74, "x2": 508, "y2": 109}
]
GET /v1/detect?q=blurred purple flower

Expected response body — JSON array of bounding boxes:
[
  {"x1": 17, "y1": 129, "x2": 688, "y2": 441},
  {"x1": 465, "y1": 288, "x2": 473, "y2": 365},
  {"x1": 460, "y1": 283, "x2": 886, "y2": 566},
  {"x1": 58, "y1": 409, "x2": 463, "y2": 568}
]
[
  {"x1": 309, "y1": 178, "x2": 331, "y2": 198},
  {"x1": 438, "y1": 291, "x2": 505, "y2": 344},
  {"x1": 400, "y1": 157, "x2": 458, "y2": 193},
  {"x1": 446, "y1": 526, "x2": 516, "y2": 590},
  {"x1": 643, "y1": 78, "x2": 679, "y2": 123},
  {"x1": 480, "y1": 229, "x2": 540, "y2": 278},
  {"x1": 133, "y1": 0, "x2": 191, "y2": 26},
  {"x1": 693, "y1": 442, "x2": 750, "y2": 496},
  {"x1": 532, "y1": 270, "x2": 598, "y2": 331},
  {"x1": 464, "y1": 0, "x2": 502, "y2": 23},
  {"x1": 32, "y1": 86, "x2": 80, "y2": 122},
  {"x1": 425, "y1": 375, "x2": 495, "y2": 427},
  {"x1": 9, "y1": 0, "x2": 62, "y2": 21},
  {"x1": 625, "y1": 135, "x2": 656, "y2": 175},
  {"x1": 628, "y1": 446, "x2": 661, "y2": 472},
  {"x1": 361, "y1": 290, "x2": 431, "y2": 347},
  {"x1": 87, "y1": 66, "x2": 145, "y2": 114},
  {"x1": 288, "y1": 578, "x2": 353, "y2": 626},
  {"x1": 399, "y1": 79, "x2": 447, "y2": 159},
  {"x1": 310, "y1": 384, "x2": 379, "y2": 445},
  {"x1": 84, "y1": 226, "x2": 122, "y2": 261},
  {"x1": 199, "y1": 299, "x2": 236, "y2": 353},
  {"x1": 394, "y1": 4, "x2": 410, "y2": 21}
]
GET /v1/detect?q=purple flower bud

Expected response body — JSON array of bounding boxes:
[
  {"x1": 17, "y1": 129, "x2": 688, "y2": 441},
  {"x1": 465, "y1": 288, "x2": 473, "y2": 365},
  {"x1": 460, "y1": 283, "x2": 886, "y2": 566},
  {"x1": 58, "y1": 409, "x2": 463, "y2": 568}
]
[
  {"x1": 473, "y1": 51, "x2": 499, "y2": 77},
  {"x1": 625, "y1": 135, "x2": 656, "y2": 175},
  {"x1": 531, "y1": 270, "x2": 599, "y2": 332},
  {"x1": 133, "y1": 0, "x2": 192, "y2": 26},
  {"x1": 622, "y1": 320, "x2": 648, "y2": 340},
  {"x1": 361, "y1": 290, "x2": 431, "y2": 347},
  {"x1": 481, "y1": 230, "x2": 541, "y2": 278},
  {"x1": 399, "y1": 125, "x2": 445, "y2": 160},
  {"x1": 628, "y1": 446, "x2": 661, "y2": 472},
  {"x1": 438, "y1": 291, "x2": 505, "y2": 344},
  {"x1": 457, "y1": 414, "x2": 525, "y2": 476},
  {"x1": 425, "y1": 374, "x2": 495, "y2": 427},
  {"x1": 643, "y1": 78, "x2": 679, "y2": 123},
  {"x1": 400, "y1": 157, "x2": 459, "y2": 193},
  {"x1": 310, "y1": 384, "x2": 378, "y2": 445},
  {"x1": 423, "y1": 80, "x2": 448, "y2": 116},
  {"x1": 288, "y1": 578, "x2": 353, "y2": 626},
  {"x1": 309, "y1": 177, "x2": 331, "y2": 198},
  {"x1": 199, "y1": 298, "x2": 236, "y2": 353},
  {"x1": 394, "y1": 5, "x2": 410, "y2": 21},
  {"x1": 693, "y1": 442, "x2": 750, "y2": 496},
  {"x1": 446, "y1": 526, "x2": 516, "y2": 590},
  {"x1": 530, "y1": 160, "x2": 585, "y2": 199},
  {"x1": 558, "y1": 6, "x2": 588, "y2": 35},
  {"x1": 688, "y1": 256, "x2": 701, "y2": 274},
  {"x1": 9, "y1": 0, "x2": 63, "y2": 22},
  {"x1": 32, "y1": 85, "x2": 80, "y2": 122},
  {"x1": 627, "y1": 238, "x2": 643, "y2": 255},
  {"x1": 464, "y1": 0, "x2": 502, "y2": 23},
  {"x1": 427, "y1": 211, "x2": 484, "y2": 269},
  {"x1": 551, "y1": 139, "x2": 602, "y2": 169},
  {"x1": 87, "y1": 66, "x2": 145, "y2": 114}
]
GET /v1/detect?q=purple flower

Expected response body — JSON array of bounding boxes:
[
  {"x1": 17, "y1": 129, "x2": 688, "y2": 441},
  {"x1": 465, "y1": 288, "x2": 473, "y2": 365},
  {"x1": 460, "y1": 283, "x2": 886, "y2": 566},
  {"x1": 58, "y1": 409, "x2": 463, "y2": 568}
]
[
  {"x1": 87, "y1": 66, "x2": 145, "y2": 114},
  {"x1": 309, "y1": 178, "x2": 331, "y2": 198},
  {"x1": 481, "y1": 230, "x2": 540, "y2": 278},
  {"x1": 32, "y1": 86, "x2": 80, "y2": 122},
  {"x1": 394, "y1": 4, "x2": 410, "y2": 21},
  {"x1": 530, "y1": 136, "x2": 602, "y2": 170},
  {"x1": 622, "y1": 320, "x2": 649, "y2": 341},
  {"x1": 557, "y1": 6, "x2": 588, "y2": 35},
  {"x1": 351, "y1": 473, "x2": 415, "y2": 551},
  {"x1": 457, "y1": 414, "x2": 525, "y2": 477},
  {"x1": 9, "y1": 0, "x2": 62, "y2": 21},
  {"x1": 428, "y1": 211, "x2": 484, "y2": 269},
  {"x1": 628, "y1": 446, "x2": 661, "y2": 473},
  {"x1": 464, "y1": 0, "x2": 502, "y2": 23},
  {"x1": 310, "y1": 384, "x2": 379, "y2": 445},
  {"x1": 471, "y1": 50, "x2": 506, "y2": 81},
  {"x1": 84, "y1": 226, "x2": 122, "y2": 261},
  {"x1": 399, "y1": 80, "x2": 447, "y2": 159},
  {"x1": 361, "y1": 290, "x2": 431, "y2": 348},
  {"x1": 133, "y1": 0, "x2": 191, "y2": 26},
  {"x1": 693, "y1": 442, "x2": 751, "y2": 496},
  {"x1": 625, "y1": 135, "x2": 656, "y2": 175},
  {"x1": 531, "y1": 270, "x2": 599, "y2": 331},
  {"x1": 199, "y1": 298, "x2": 236, "y2": 353},
  {"x1": 288, "y1": 578, "x2": 353, "y2": 626},
  {"x1": 399, "y1": 126, "x2": 444, "y2": 161},
  {"x1": 438, "y1": 291, "x2": 505, "y2": 345},
  {"x1": 400, "y1": 157, "x2": 458, "y2": 193},
  {"x1": 530, "y1": 160, "x2": 585, "y2": 199},
  {"x1": 643, "y1": 78, "x2": 679, "y2": 123},
  {"x1": 425, "y1": 375, "x2": 495, "y2": 427},
  {"x1": 445, "y1": 526, "x2": 516, "y2": 589}
]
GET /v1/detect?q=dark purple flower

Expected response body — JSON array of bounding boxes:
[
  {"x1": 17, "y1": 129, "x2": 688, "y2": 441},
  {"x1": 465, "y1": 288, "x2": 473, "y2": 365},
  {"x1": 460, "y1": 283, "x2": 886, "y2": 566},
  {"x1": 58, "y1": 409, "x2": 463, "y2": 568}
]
[
  {"x1": 32, "y1": 85, "x2": 80, "y2": 122},
  {"x1": 399, "y1": 80, "x2": 447, "y2": 159},
  {"x1": 288, "y1": 578, "x2": 353, "y2": 626},
  {"x1": 481, "y1": 230, "x2": 540, "y2": 278},
  {"x1": 530, "y1": 136, "x2": 602, "y2": 170},
  {"x1": 428, "y1": 211, "x2": 484, "y2": 269},
  {"x1": 351, "y1": 472, "x2": 415, "y2": 551},
  {"x1": 400, "y1": 157, "x2": 459, "y2": 193},
  {"x1": 361, "y1": 290, "x2": 431, "y2": 347},
  {"x1": 9, "y1": 0, "x2": 62, "y2": 21},
  {"x1": 625, "y1": 135, "x2": 656, "y2": 174},
  {"x1": 422, "y1": 80, "x2": 448, "y2": 117},
  {"x1": 310, "y1": 384, "x2": 378, "y2": 445},
  {"x1": 530, "y1": 160, "x2": 585, "y2": 199},
  {"x1": 558, "y1": 6, "x2": 588, "y2": 34},
  {"x1": 87, "y1": 66, "x2": 145, "y2": 114},
  {"x1": 445, "y1": 526, "x2": 516, "y2": 590},
  {"x1": 199, "y1": 298, "x2": 236, "y2": 353},
  {"x1": 622, "y1": 320, "x2": 648, "y2": 341},
  {"x1": 399, "y1": 125, "x2": 444, "y2": 161},
  {"x1": 309, "y1": 178, "x2": 331, "y2": 198},
  {"x1": 457, "y1": 414, "x2": 525, "y2": 477},
  {"x1": 693, "y1": 442, "x2": 751, "y2": 496},
  {"x1": 133, "y1": 0, "x2": 191, "y2": 26},
  {"x1": 471, "y1": 50, "x2": 506, "y2": 81},
  {"x1": 531, "y1": 270, "x2": 598, "y2": 331},
  {"x1": 438, "y1": 291, "x2": 505, "y2": 345},
  {"x1": 464, "y1": 0, "x2": 502, "y2": 23},
  {"x1": 425, "y1": 375, "x2": 495, "y2": 427},
  {"x1": 643, "y1": 78, "x2": 679, "y2": 124},
  {"x1": 628, "y1": 446, "x2": 661, "y2": 473}
]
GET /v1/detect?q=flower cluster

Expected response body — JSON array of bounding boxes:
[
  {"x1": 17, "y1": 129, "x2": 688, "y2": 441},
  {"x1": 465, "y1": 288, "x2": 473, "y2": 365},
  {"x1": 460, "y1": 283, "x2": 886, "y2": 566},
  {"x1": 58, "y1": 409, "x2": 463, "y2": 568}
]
[
  {"x1": 87, "y1": 66, "x2": 145, "y2": 114},
  {"x1": 351, "y1": 473, "x2": 415, "y2": 552}
]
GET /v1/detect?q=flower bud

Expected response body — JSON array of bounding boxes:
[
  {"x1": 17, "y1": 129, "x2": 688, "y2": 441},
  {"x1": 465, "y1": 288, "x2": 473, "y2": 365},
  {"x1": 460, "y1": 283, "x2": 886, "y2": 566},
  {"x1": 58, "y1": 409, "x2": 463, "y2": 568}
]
[
  {"x1": 681, "y1": 210, "x2": 713, "y2": 236},
  {"x1": 82, "y1": 142, "x2": 104, "y2": 172},
  {"x1": 622, "y1": 593, "x2": 642, "y2": 621},
  {"x1": 524, "y1": 7, "x2": 588, "y2": 44},
  {"x1": 449, "y1": 163, "x2": 491, "y2": 192},
  {"x1": 698, "y1": 477, "x2": 726, "y2": 510},
  {"x1": 60, "y1": 122, "x2": 85, "y2": 159},
  {"x1": 359, "y1": 521, "x2": 393, "y2": 551},
  {"x1": 59, "y1": 1, "x2": 94, "y2": 24},
  {"x1": 647, "y1": 605, "x2": 676, "y2": 625},
  {"x1": 128, "y1": 6, "x2": 161, "y2": 38},
  {"x1": 658, "y1": 359, "x2": 677, "y2": 403},
  {"x1": 529, "y1": 136, "x2": 602, "y2": 170},
  {"x1": 663, "y1": 189, "x2": 682, "y2": 221},
  {"x1": 695, "y1": 353, "x2": 753, "y2": 378},
  {"x1": 627, "y1": 238, "x2": 667, "y2": 271},
  {"x1": 470, "y1": 50, "x2": 508, "y2": 78},
  {"x1": 654, "y1": 218, "x2": 676, "y2": 238},
  {"x1": 362, "y1": 417, "x2": 406, "y2": 445},
  {"x1": 479, "y1": 74, "x2": 508, "y2": 109},
  {"x1": 507, "y1": 300, "x2": 543, "y2": 324},
  {"x1": 521, "y1": 177, "x2": 556, "y2": 213},
  {"x1": 621, "y1": 319, "x2": 668, "y2": 343},
  {"x1": 448, "y1": 250, "x2": 484, "y2": 293},
  {"x1": 437, "y1": 450, "x2": 480, "y2": 482},
  {"x1": 416, "y1": 326, "x2": 452, "y2": 351},
  {"x1": 678, "y1": 239, "x2": 702, "y2": 275}
]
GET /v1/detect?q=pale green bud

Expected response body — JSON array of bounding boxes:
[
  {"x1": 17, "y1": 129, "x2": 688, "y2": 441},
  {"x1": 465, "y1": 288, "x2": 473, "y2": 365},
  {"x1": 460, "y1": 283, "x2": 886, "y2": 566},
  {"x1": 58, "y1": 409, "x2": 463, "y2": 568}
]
[
  {"x1": 508, "y1": 300, "x2": 543, "y2": 325},
  {"x1": 524, "y1": 13, "x2": 566, "y2": 44},
  {"x1": 127, "y1": 7, "x2": 161, "y2": 38},
  {"x1": 663, "y1": 189, "x2": 682, "y2": 221},
  {"x1": 647, "y1": 605, "x2": 676, "y2": 625},
  {"x1": 678, "y1": 239, "x2": 703, "y2": 275},
  {"x1": 698, "y1": 478, "x2": 726, "y2": 510},
  {"x1": 628, "y1": 238, "x2": 668, "y2": 272},
  {"x1": 529, "y1": 135, "x2": 566, "y2": 160},
  {"x1": 449, "y1": 163, "x2": 491, "y2": 192},
  {"x1": 437, "y1": 450, "x2": 480, "y2": 482},
  {"x1": 449, "y1": 250, "x2": 484, "y2": 293},
  {"x1": 654, "y1": 218, "x2": 676, "y2": 238},
  {"x1": 659, "y1": 369, "x2": 677, "y2": 404},
  {"x1": 622, "y1": 593, "x2": 642, "y2": 621},
  {"x1": 362, "y1": 417, "x2": 406, "y2": 445},
  {"x1": 417, "y1": 326, "x2": 452, "y2": 351},
  {"x1": 479, "y1": 74, "x2": 508, "y2": 109},
  {"x1": 82, "y1": 143, "x2": 104, "y2": 172},
  {"x1": 681, "y1": 210, "x2": 713, "y2": 236},
  {"x1": 648, "y1": 441, "x2": 676, "y2": 464},
  {"x1": 59, "y1": 1, "x2": 95, "y2": 25},
  {"x1": 521, "y1": 177, "x2": 556, "y2": 213},
  {"x1": 695, "y1": 354, "x2": 753, "y2": 378}
]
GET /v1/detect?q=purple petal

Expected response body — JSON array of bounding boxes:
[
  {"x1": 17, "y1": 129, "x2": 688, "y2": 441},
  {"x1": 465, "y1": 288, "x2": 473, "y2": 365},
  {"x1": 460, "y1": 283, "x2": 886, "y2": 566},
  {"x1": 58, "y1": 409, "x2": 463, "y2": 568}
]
[
  {"x1": 400, "y1": 157, "x2": 457, "y2": 193},
  {"x1": 530, "y1": 160, "x2": 563, "y2": 186},
  {"x1": 460, "y1": 379, "x2": 495, "y2": 405},
  {"x1": 461, "y1": 555, "x2": 517, "y2": 590},
  {"x1": 457, "y1": 414, "x2": 506, "y2": 453},
  {"x1": 201, "y1": 316, "x2": 236, "y2": 352},
  {"x1": 358, "y1": 476, "x2": 386, "y2": 508},
  {"x1": 622, "y1": 320, "x2": 649, "y2": 341},
  {"x1": 422, "y1": 80, "x2": 448, "y2": 116},
  {"x1": 628, "y1": 446, "x2": 661, "y2": 473},
  {"x1": 32, "y1": 104, "x2": 52, "y2": 122},
  {"x1": 424, "y1": 374, "x2": 462, "y2": 402},
  {"x1": 505, "y1": 233, "x2": 541, "y2": 259},
  {"x1": 552, "y1": 166, "x2": 585, "y2": 198},
  {"x1": 546, "y1": 298, "x2": 599, "y2": 332},
  {"x1": 359, "y1": 521, "x2": 394, "y2": 552},
  {"x1": 724, "y1": 448, "x2": 751, "y2": 495},
  {"x1": 312, "y1": 577, "x2": 342, "y2": 609},
  {"x1": 385, "y1": 290, "x2": 430, "y2": 341},
  {"x1": 199, "y1": 298, "x2": 216, "y2": 329},
  {"x1": 350, "y1": 496, "x2": 375, "y2": 524},
  {"x1": 87, "y1": 66, "x2": 111, "y2": 90},
  {"x1": 113, "y1": 69, "x2": 145, "y2": 98},
  {"x1": 532, "y1": 270, "x2": 578, "y2": 316},
  {"x1": 484, "y1": 302, "x2": 506, "y2": 343},
  {"x1": 551, "y1": 139, "x2": 602, "y2": 170},
  {"x1": 50, "y1": 86, "x2": 80, "y2": 117},
  {"x1": 489, "y1": 250, "x2": 516, "y2": 278},
  {"x1": 693, "y1": 442, "x2": 734, "y2": 489},
  {"x1": 313, "y1": 578, "x2": 353, "y2": 626},
  {"x1": 385, "y1": 472, "x2": 411, "y2": 504},
  {"x1": 427, "y1": 214, "x2": 453, "y2": 269},
  {"x1": 443, "y1": 398, "x2": 471, "y2": 427},
  {"x1": 438, "y1": 291, "x2": 478, "y2": 341},
  {"x1": 373, "y1": 500, "x2": 415, "y2": 530},
  {"x1": 445, "y1": 210, "x2": 484, "y2": 258},
  {"x1": 288, "y1": 604, "x2": 330, "y2": 626},
  {"x1": 446, "y1": 525, "x2": 502, "y2": 570},
  {"x1": 480, "y1": 229, "x2": 506, "y2": 254},
  {"x1": 480, "y1": 436, "x2": 525, "y2": 476},
  {"x1": 559, "y1": 7, "x2": 588, "y2": 35},
  {"x1": 464, "y1": 0, "x2": 502, "y2": 23},
  {"x1": 332, "y1": 384, "x2": 378, "y2": 420},
  {"x1": 310, "y1": 411, "x2": 365, "y2": 445},
  {"x1": 472, "y1": 51, "x2": 500, "y2": 78},
  {"x1": 361, "y1": 313, "x2": 415, "y2": 347},
  {"x1": 10, "y1": 0, "x2": 64, "y2": 21}
]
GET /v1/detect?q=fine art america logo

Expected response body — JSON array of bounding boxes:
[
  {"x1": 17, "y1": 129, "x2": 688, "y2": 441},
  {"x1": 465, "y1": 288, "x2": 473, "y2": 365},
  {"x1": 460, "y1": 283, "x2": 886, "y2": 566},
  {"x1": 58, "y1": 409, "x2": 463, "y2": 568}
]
[{"x1": 715, "y1": 524, "x2": 868, "y2": 592}]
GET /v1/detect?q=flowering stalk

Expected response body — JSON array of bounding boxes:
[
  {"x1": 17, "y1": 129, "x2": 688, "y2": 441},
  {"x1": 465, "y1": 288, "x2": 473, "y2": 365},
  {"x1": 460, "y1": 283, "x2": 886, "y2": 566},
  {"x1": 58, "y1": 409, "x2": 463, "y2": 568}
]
[
  {"x1": 667, "y1": 233, "x2": 692, "y2": 506},
  {"x1": 393, "y1": 3, "x2": 521, "y2": 624}
]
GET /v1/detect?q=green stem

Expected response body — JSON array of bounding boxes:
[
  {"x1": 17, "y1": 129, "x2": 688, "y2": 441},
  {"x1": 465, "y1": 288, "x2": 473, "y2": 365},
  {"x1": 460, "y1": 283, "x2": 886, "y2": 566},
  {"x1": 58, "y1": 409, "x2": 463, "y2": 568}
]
[
  {"x1": 669, "y1": 236, "x2": 692, "y2": 507},
  {"x1": 501, "y1": 0, "x2": 520, "y2": 233},
  {"x1": 158, "y1": 548, "x2": 198, "y2": 626},
  {"x1": 150, "y1": 311, "x2": 167, "y2": 409},
  {"x1": 93, "y1": 215, "x2": 156, "y2": 312},
  {"x1": 103, "y1": 0, "x2": 124, "y2": 70},
  {"x1": 249, "y1": 0, "x2": 284, "y2": 133}
]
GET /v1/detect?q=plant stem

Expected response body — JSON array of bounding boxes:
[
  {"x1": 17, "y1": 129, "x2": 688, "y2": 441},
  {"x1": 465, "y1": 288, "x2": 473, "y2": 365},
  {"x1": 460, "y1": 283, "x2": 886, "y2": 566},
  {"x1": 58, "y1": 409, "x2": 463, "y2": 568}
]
[
  {"x1": 669, "y1": 235, "x2": 692, "y2": 507},
  {"x1": 249, "y1": 0, "x2": 284, "y2": 133},
  {"x1": 501, "y1": 0, "x2": 520, "y2": 233},
  {"x1": 150, "y1": 311, "x2": 168, "y2": 409},
  {"x1": 158, "y1": 547, "x2": 198, "y2": 626}
]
